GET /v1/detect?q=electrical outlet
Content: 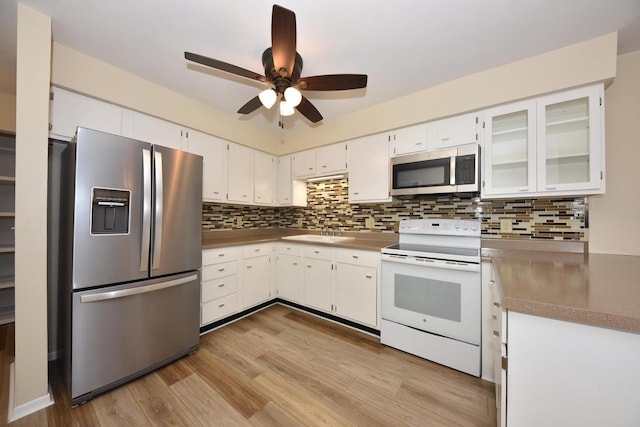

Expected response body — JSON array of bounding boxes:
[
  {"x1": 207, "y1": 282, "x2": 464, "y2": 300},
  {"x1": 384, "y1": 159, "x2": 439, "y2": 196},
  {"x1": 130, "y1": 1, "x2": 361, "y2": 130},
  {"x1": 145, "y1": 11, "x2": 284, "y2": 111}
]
[
  {"x1": 365, "y1": 217, "x2": 375, "y2": 229},
  {"x1": 297, "y1": 218, "x2": 303, "y2": 228},
  {"x1": 500, "y1": 218, "x2": 512, "y2": 233},
  {"x1": 236, "y1": 217, "x2": 243, "y2": 227}
]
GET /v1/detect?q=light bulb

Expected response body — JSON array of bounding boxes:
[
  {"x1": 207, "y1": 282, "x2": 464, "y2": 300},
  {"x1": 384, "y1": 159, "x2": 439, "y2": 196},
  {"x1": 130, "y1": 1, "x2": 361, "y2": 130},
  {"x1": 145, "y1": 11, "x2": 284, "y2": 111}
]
[
  {"x1": 258, "y1": 88, "x2": 277, "y2": 109},
  {"x1": 284, "y1": 87, "x2": 302, "y2": 107},
  {"x1": 280, "y1": 99, "x2": 295, "y2": 116}
]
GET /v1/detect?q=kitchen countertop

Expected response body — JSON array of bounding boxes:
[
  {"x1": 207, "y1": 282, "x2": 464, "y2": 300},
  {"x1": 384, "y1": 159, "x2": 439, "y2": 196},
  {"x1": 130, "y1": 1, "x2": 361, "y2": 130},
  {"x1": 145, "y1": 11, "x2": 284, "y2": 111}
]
[
  {"x1": 202, "y1": 228, "x2": 398, "y2": 252},
  {"x1": 482, "y1": 239, "x2": 640, "y2": 333}
]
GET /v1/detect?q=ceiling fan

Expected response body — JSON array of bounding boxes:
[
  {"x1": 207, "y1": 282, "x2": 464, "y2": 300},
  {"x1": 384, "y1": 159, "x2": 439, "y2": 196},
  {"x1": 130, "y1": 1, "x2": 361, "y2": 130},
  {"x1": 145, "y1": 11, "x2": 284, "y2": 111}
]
[{"x1": 184, "y1": 4, "x2": 368, "y2": 124}]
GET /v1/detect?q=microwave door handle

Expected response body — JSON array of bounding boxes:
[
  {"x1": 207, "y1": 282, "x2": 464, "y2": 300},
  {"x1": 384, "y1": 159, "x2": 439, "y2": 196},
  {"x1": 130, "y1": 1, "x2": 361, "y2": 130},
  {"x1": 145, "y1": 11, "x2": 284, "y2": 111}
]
[
  {"x1": 152, "y1": 150, "x2": 163, "y2": 270},
  {"x1": 450, "y1": 156, "x2": 456, "y2": 185},
  {"x1": 140, "y1": 148, "x2": 151, "y2": 272}
]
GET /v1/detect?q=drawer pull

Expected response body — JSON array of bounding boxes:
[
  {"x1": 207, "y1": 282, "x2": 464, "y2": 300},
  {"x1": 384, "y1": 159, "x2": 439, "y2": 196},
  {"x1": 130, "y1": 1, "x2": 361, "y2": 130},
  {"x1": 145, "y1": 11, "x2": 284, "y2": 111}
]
[
  {"x1": 246, "y1": 265, "x2": 252, "y2": 269},
  {"x1": 218, "y1": 268, "x2": 225, "y2": 272},
  {"x1": 306, "y1": 264, "x2": 312, "y2": 268},
  {"x1": 352, "y1": 255, "x2": 359, "y2": 259},
  {"x1": 218, "y1": 283, "x2": 225, "y2": 288},
  {"x1": 218, "y1": 303, "x2": 225, "y2": 308},
  {"x1": 314, "y1": 250, "x2": 320, "y2": 254},
  {"x1": 293, "y1": 262, "x2": 298, "y2": 266},
  {"x1": 218, "y1": 253, "x2": 225, "y2": 257},
  {"x1": 255, "y1": 248, "x2": 260, "y2": 252}
]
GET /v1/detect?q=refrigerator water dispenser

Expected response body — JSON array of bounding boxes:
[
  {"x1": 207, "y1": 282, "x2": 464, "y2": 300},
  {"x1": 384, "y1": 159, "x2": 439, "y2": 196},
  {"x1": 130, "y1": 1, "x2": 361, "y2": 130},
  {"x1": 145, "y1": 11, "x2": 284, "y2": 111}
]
[{"x1": 91, "y1": 188, "x2": 130, "y2": 234}]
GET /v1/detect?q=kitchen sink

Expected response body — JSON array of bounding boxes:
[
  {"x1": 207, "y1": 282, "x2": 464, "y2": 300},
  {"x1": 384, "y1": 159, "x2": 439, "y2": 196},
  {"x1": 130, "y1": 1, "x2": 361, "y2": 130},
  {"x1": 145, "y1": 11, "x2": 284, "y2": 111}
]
[{"x1": 281, "y1": 234, "x2": 355, "y2": 244}]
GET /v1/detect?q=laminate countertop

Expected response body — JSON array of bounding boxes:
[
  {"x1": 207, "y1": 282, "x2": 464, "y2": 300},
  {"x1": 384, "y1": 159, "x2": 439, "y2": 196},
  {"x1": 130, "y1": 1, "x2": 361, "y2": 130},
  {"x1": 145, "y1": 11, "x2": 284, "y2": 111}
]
[
  {"x1": 483, "y1": 239, "x2": 640, "y2": 333},
  {"x1": 202, "y1": 229, "x2": 398, "y2": 252}
]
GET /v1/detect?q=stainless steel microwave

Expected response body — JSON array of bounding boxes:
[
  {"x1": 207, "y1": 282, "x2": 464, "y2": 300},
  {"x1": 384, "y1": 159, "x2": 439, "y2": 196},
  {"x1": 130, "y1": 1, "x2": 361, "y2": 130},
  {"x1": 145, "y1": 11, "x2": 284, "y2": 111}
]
[{"x1": 390, "y1": 144, "x2": 480, "y2": 197}]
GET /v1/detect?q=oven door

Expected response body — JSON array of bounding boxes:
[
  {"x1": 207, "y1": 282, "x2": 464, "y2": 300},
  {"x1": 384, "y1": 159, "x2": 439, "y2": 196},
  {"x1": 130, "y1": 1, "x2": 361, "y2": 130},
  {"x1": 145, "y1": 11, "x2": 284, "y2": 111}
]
[{"x1": 381, "y1": 256, "x2": 481, "y2": 345}]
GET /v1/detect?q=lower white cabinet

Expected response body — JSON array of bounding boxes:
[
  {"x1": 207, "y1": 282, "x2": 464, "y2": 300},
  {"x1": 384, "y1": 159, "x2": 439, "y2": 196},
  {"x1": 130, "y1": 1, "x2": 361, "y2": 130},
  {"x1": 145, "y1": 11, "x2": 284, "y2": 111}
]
[
  {"x1": 241, "y1": 243, "x2": 274, "y2": 309},
  {"x1": 302, "y1": 251, "x2": 333, "y2": 312},
  {"x1": 334, "y1": 249, "x2": 378, "y2": 327},
  {"x1": 201, "y1": 242, "x2": 380, "y2": 330},
  {"x1": 201, "y1": 247, "x2": 241, "y2": 325},
  {"x1": 276, "y1": 244, "x2": 303, "y2": 302}
]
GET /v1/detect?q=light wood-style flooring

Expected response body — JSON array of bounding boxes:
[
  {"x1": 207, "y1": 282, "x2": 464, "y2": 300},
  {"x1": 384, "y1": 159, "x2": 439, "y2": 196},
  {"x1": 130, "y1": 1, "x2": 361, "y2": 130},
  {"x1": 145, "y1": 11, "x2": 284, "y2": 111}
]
[{"x1": 0, "y1": 304, "x2": 496, "y2": 426}]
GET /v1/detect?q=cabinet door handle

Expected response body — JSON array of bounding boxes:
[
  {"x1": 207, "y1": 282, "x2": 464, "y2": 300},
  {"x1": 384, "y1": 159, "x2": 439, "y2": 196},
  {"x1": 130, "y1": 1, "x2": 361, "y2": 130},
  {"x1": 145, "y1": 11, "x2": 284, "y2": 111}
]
[
  {"x1": 218, "y1": 303, "x2": 225, "y2": 308},
  {"x1": 365, "y1": 275, "x2": 372, "y2": 279},
  {"x1": 352, "y1": 255, "x2": 359, "y2": 259},
  {"x1": 293, "y1": 262, "x2": 298, "y2": 266},
  {"x1": 246, "y1": 265, "x2": 252, "y2": 269},
  {"x1": 306, "y1": 264, "x2": 312, "y2": 268},
  {"x1": 493, "y1": 331, "x2": 499, "y2": 337},
  {"x1": 353, "y1": 192, "x2": 359, "y2": 195},
  {"x1": 314, "y1": 250, "x2": 320, "y2": 254},
  {"x1": 218, "y1": 268, "x2": 225, "y2": 272},
  {"x1": 255, "y1": 248, "x2": 261, "y2": 252},
  {"x1": 493, "y1": 302, "x2": 501, "y2": 308},
  {"x1": 218, "y1": 253, "x2": 225, "y2": 257}
]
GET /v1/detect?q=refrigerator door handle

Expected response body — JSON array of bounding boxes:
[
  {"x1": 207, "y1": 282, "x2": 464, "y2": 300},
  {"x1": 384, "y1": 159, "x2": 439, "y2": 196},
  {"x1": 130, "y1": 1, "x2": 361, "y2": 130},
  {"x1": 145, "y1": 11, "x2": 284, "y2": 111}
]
[
  {"x1": 140, "y1": 148, "x2": 152, "y2": 272},
  {"x1": 80, "y1": 274, "x2": 198, "y2": 303},
  {"x1": 152, "y1": 150, "x2": 163, "y2": 270}
]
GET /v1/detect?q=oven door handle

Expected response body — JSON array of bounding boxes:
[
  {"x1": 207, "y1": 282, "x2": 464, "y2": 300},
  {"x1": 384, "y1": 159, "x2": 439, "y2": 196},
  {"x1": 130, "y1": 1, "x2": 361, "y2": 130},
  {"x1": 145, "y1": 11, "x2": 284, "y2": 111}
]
[{"x1": 381, "y1": 254, "x2": 480, "y2": 272}]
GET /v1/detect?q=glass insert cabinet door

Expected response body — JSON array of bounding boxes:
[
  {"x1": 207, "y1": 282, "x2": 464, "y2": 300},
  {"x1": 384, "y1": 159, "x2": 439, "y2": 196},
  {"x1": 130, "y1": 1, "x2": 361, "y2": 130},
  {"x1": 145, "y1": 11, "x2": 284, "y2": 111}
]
[
  {"x1": 483, "y1": 100, "x2": 537, "y2": 195},
  {"x1": 536, "y1": 85, "x2": 603, "y2": 192}
]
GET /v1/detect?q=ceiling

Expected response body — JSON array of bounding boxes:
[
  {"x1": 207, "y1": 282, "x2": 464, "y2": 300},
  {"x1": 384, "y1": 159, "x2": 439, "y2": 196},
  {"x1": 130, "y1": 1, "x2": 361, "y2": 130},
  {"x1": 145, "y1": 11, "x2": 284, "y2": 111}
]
[{"x1": 1, "y1": 1, "x2": 640, "y2": 133}]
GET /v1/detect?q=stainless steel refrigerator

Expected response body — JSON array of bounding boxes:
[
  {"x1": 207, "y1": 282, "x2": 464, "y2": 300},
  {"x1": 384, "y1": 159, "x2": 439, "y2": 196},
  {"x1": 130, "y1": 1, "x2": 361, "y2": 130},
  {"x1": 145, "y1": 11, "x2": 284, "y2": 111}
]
[{"x1": 59, "y1": 127, "x2": 203, "y2": 405}]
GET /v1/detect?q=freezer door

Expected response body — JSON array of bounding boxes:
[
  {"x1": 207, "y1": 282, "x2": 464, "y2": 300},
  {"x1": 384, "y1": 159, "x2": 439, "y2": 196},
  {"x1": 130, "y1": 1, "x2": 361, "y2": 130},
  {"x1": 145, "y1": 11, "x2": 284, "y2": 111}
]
[
  {"x1": 151, "y1": 145, "x2": 203, "y2": 277},
  {"x1": 69, "y1": 128, "x2": 152, "y2": 289},
  {"x1": 70, "y1": 272, "x2": 200, "y2": 404}
]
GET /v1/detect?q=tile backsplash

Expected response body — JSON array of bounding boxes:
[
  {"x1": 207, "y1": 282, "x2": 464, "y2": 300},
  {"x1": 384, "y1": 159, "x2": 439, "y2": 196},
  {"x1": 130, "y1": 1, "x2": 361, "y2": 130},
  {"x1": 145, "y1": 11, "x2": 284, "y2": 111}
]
[{"x1": 203, "y1": 178, "x2": 587, "y2": 241}]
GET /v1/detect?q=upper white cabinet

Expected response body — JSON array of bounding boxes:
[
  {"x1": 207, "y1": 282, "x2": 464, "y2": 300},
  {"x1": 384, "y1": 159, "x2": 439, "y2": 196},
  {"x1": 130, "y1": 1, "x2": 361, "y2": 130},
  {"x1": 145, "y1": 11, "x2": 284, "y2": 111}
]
[
  {"x1": 316, "y1": 142, "x2": 347, "y2": 175},
  {"x1": 130, "y1": 112, "x2": 184, "y2": 151},
  {"x1": 292, "y1": 149, "x2": 316, "y2": 178},
  {"x1": 483, "y1": 100, "x2": 537, "y2": 195},
  {"x1": 254, "y1": 151, "x2": 275, "y2": 205},
  {"x1": 276, "y1": 155, "x2": 307, "y2": 207},
  {"x1": 347, "y1": 134, "x2": 391, "y2": 203},
  {"x1": 49, "y1": 87, "x2": 123, "y2": 140},
  {"x1": 184, "y1": 130, "x2": 227, "y2": 202},
  {"x1": 292, "y1": 142, "x2": 347, "y2": 179},
  {"x1": 483, "y1": 84, "x2": 604, "y2": 198},
  {"x1": 537, "y1": 87, "x2": 603, "y2": 193},
  {"x1": 433, "y1": 112, "x2": 480, "y2": 149},
  {"x1": 390, "y1": 123, "x2": 429, "y2": 156},
  {"x1": 227, "y1": 142, "x2": 254, "y2": 204}
]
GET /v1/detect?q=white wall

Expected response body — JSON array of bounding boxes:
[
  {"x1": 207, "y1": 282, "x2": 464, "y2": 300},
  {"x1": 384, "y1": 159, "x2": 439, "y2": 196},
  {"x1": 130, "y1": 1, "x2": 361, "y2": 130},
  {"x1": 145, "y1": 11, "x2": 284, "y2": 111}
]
[
  {"x1": 12, "y1": 3, "x2": 52, "y2": 418},
  {"x1": 589, "y1": 50, "x2": 640, "y2": 256}
]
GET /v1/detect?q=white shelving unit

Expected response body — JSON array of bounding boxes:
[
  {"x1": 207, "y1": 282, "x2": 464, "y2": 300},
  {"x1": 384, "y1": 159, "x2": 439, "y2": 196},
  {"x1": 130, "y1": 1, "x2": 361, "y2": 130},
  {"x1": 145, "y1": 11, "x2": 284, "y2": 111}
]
[{"x1": 0, "y1": 134, "x2": 15, "y2": 325}]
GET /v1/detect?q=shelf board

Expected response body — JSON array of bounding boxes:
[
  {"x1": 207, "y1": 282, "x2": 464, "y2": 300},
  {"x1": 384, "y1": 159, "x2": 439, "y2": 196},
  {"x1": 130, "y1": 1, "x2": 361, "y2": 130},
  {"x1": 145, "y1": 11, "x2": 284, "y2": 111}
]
[
  {"x1": 546, "y1": 116, "x2": 588, "y2": 127},
  {"x1": 492, "y1": 126, "x2": 528, "y2": 137},
  {"x1": 492, "y1": 159, "x2": 528, "y2": 167},
  {"x1": 0, "y1": 176, "x2": 15, "y2": 185},
  {"x1": 0, "y1": 245, "x2": 15, "y2": 253},
  {"x1": 0, "y1": 309, "x2": 15, "y2": 325},
  {"x1": 546, "y1": 153, "x2": 589, "y2": 162},
  {"x1": 0, "y1": 212, "x2": 15, "y2": 218},
  {"x1": 0, "y1": 277, "x2": 14, "y2": 290}
]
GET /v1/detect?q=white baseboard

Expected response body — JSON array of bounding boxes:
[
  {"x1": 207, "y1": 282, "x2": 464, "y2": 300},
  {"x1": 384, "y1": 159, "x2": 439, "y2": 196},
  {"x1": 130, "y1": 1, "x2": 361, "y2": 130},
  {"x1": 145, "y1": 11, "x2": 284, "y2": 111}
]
[{"x1": 7, "y1": 362, "x2": 55, "y2": 422}]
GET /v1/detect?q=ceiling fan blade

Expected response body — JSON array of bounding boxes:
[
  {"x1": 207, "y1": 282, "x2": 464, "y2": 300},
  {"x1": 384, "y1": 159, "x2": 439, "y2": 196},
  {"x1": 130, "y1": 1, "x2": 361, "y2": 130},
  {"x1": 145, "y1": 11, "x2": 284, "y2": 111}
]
[
  {"x1": 297, "y1": 74, "x2": 368, "y2": 91},
  {"x1": 237, "y1": 96, "x2": 263, "y2": 114},
  {"x1": 295, "y1": 96, "x2": 323, "y2": 123},
  {"x1": 185, "y1": 52, "x2": 265, "y2": 82},
  {"x1": 271, "y1": 5, "x2": 296, "y2": 78}
]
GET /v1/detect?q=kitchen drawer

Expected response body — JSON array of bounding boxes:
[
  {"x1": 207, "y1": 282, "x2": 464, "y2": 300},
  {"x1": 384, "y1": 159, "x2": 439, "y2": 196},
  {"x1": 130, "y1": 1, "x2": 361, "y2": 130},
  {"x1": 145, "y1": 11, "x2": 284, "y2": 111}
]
[
  {"x1": 202, "y1": 247, "x2": 241, "y2": 266},
  {"x1": 201, "y1": 260, "x2": 238, "y2": 281},
  {"x1": 201, "y1": 275, "x2": 238, "y2": 303},
  {"x1": 242, "y1": 243, "x2": 273, "y2": 259},
  {"x1": 201, "y1": 293, "x2": 237, "y2": 325},
  {"x1": 277, "y1": 243, "x2": 303, "y2": 256},
  {"x1": 334, "y1": 249, "x2": 378, "y2": 267},
  {"x1": 303, "y1": 245, "x2": 333, "y2": 261}
]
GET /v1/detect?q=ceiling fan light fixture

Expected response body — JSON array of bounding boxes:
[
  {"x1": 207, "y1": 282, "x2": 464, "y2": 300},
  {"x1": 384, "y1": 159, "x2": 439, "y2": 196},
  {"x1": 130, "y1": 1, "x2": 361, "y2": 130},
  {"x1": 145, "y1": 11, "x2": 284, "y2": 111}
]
[
  {"x1": 284, "y1": 87, "x2": 302, "y2": 107},
  {"x1": 280, "y1": 99, "x2": 295, "y2": 116},
  {"x1": 258, "y1": 88, "x2": 277, "y2": 109}
]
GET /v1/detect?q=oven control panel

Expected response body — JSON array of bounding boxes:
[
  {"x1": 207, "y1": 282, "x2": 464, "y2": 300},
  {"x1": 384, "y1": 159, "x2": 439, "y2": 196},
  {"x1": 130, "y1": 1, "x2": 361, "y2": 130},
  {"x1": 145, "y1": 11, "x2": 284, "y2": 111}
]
[{"x1": 398, "y1": 219, "x2": 481, "y2": 236}]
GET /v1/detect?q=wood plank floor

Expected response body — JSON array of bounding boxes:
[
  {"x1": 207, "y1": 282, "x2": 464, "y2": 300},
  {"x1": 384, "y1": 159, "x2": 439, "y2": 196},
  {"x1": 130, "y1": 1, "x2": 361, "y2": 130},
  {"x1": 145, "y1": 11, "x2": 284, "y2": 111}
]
[{"x1": 0, "y1": 304, "x2": 496, "y2": 426}]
